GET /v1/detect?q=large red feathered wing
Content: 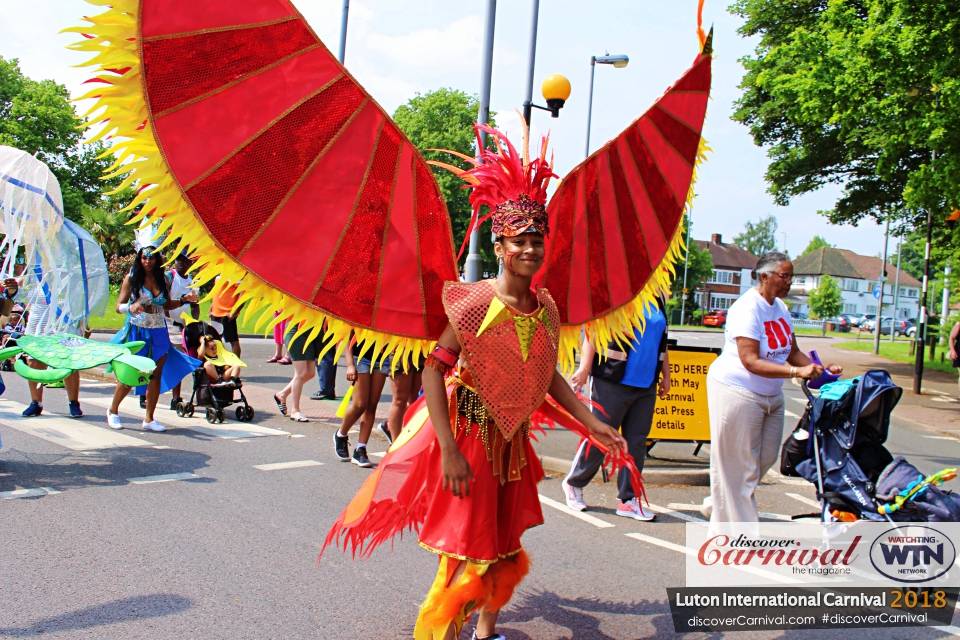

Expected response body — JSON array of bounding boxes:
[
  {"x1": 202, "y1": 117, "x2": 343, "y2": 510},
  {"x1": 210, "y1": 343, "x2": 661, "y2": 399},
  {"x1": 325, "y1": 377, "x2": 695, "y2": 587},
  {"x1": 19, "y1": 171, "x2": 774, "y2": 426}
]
[
  {"x1": 137, "y1": 0, "x2": 457, "y2": 342},
  {"x1": 537, "y1": 37, "x2": 712, "y2": 352}
]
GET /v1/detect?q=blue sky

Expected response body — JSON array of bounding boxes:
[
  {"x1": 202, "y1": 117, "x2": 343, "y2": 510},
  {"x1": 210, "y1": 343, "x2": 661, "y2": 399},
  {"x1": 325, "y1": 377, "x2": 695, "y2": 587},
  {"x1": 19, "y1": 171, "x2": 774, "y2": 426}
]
[{"x1": 1, "y1": 0, "x2": 891, "y2": 258}]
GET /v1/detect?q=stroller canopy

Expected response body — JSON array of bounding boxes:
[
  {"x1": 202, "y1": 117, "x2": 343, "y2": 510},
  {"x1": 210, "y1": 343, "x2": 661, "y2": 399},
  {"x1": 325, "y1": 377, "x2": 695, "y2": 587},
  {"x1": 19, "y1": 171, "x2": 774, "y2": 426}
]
[{"x1": 835, "y1": 370, "x2": 902, "y2": 449}]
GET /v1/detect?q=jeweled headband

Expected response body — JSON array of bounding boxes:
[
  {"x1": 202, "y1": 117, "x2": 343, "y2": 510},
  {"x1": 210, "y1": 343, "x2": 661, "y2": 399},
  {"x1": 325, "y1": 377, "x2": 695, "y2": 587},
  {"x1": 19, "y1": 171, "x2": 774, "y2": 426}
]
[{"x1": 492, "y1": 193, "x2": 549, "y2": 238}]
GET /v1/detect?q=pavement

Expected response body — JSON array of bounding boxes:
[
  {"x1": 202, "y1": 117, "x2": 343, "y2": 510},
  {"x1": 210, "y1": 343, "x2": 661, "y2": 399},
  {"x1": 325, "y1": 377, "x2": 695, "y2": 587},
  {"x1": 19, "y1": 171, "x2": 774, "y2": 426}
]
[{"x1": 2, "y1": 330, "x2": 960, "y2": 638}]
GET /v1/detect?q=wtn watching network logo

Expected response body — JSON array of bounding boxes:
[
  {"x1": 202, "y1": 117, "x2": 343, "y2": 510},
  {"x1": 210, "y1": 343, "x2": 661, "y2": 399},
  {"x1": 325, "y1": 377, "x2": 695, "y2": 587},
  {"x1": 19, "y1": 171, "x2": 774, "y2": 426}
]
[{"x1": 869, "y1": 526, "x2": 957, "y2": 583}]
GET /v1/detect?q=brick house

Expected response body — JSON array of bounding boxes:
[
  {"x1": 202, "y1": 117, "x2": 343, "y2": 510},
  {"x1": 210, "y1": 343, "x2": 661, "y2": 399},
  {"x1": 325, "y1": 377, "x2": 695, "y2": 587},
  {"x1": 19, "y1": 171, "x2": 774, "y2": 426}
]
[{"x1": 692, "y1": 234, "x2": 759, "y2": 311}]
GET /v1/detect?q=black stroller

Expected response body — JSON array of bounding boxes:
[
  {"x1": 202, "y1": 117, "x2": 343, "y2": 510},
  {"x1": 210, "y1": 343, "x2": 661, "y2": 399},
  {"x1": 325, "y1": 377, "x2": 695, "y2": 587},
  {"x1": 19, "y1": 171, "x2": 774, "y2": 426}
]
[
  {"x1": 781, "y1": 370, "x2": 960, "y2": 523},
  {"x1": 174, "y1": 320, "x2": 254, "y2": 424}
]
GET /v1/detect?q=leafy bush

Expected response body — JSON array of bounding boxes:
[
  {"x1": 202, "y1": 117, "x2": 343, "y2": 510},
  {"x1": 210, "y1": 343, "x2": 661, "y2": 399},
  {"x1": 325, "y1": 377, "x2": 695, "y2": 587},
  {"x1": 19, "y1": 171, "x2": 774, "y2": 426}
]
[{"x1": 108, "y1": 254, "x2": 135, "y2": 286}]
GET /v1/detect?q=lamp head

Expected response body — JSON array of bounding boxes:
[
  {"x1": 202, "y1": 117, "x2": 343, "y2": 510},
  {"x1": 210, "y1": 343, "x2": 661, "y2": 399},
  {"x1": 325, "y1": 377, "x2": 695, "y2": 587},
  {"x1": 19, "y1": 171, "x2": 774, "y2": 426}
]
[
  {"x1": 541, "y1": 74, "x2": 571, "y2": 117},
  {"x1": 595, "y1": 54, "x2": 629, "y2": 69},
  {"x1": 946, "y1": 209, "x2": 960, "y2": 231}
]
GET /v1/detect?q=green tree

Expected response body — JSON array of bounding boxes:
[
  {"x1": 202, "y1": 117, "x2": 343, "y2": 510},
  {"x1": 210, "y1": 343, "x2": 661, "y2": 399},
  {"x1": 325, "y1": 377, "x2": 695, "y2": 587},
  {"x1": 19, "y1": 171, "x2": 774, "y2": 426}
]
[
  {"x1": 799, "y1": 235, "x2": 833, "y2": 257},
  {"x1": 729, "y1": 0, "x2": 960, "y2": 229},
  {"x1": 393, "y1": 88, "x2": 496, "y2": 274},
  {"x1": 668, "y1": 216, "x2": 714, "y2": 322},
  {"x1": 808, "y1": 274, "x2": 843, "y2": 321},
  {"x1": 80, "y1": 187, "x2": 137, "y2": 257},
  {"x1": 733, "y1": 214, "x2": 778, "y2": 257},
  {"x1": 0, "y1": 56, "x2": 125, "y2": 222}
]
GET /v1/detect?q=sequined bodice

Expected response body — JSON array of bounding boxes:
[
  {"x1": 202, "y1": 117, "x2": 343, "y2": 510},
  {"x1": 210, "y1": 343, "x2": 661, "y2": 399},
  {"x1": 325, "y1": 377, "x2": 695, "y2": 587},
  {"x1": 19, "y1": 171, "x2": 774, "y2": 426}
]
[
  {"x1": 128, "y1": 288, "x2": 167, "y2": 329},
  {"x1": 444, "y1": 280, "x2": 560, "y2": 441}
]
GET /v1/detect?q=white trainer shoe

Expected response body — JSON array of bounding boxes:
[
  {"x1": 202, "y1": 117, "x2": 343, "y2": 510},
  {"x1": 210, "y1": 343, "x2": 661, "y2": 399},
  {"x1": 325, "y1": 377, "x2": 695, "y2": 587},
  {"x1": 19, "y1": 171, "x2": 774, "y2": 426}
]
[
  {"x1": 142, "y1": 420, "x2": 166, "y2": 432},
  {"x1": 699, "y1": 495, "x2": 713, "y2": 520},
  {"x1": 561, "y1": 477, "x2": 587, "y2": 512},
  {"x1": 107, "y1": 412, "x2": 123, "y2": 430},
  {"x1": 616, "y1": 498, "x2": 656, "y2": 521}
]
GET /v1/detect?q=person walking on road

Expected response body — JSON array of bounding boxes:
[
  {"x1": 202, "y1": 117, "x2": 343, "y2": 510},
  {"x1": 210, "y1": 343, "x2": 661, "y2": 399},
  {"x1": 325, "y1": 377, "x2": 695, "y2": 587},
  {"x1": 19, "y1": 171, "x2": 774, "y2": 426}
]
[
  {"x1": 378, "y1": 356, "x2": 424, "y2": 443},
  {"x1": 274, "y1": 323, "x2": 324, "y2": 423},
  {"x1": 107, "y1": 234, "x2": 201, "y2": 432},
  {"x1": 562, "y1": 295, "x2": 671, "y2": 520},
  {"x1": 332, "y1": 338, "x2": 390, "y2": 468},
  {"x1": 166, "y1": 250, "x2": 200, "y2": 409},
  {"x1": 311, "y1": 330, "x2": 338, "y2": 400},
  {"x1": 268, "y1": 311, "x2": 291, "y2": 364},
  {"x1": 703, "y1": 251, "x2": 841, "y2": 522}
]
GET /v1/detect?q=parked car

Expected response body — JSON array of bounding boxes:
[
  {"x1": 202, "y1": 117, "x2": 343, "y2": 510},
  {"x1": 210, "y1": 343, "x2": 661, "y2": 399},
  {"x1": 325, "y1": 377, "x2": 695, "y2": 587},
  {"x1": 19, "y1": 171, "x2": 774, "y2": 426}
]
[
  {"x1": 841, "y1": 313, "x2": 859, "y2": 327},
  {"x1": 824, "y1": 316, "x2": 850, "y2": 332},
  {"x1": 877, "y1": 318, "x2": 910, "y2": 337},
  {"x1": 903, "y1": 318, "x2": 917, "y2": 338},
  {"x1": 703, "y1": 310, "x2": 727, "y2": 327},
  {"x1": 790, "y1": 311, "x2": 809, "y2": 320},
  {"x1": 859, "y1": 313, "x2": 876, "y2": 328},
  {"x1": 862, "y1": 316, "x2": 890, "y2": 332}
]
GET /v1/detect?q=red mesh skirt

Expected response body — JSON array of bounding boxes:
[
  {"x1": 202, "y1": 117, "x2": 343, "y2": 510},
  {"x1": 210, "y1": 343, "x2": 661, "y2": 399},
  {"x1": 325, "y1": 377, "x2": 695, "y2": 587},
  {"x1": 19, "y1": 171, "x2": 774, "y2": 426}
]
[{"x1": 417, "y1": 417, "x2": 544, "y2": 564}]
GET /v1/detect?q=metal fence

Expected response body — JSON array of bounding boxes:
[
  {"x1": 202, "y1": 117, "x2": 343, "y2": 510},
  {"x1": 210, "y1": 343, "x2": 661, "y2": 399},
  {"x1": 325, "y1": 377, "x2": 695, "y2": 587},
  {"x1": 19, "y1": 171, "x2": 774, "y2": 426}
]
[{"x1": 791, "y1": 318, "x2": 825, "y2": 330}]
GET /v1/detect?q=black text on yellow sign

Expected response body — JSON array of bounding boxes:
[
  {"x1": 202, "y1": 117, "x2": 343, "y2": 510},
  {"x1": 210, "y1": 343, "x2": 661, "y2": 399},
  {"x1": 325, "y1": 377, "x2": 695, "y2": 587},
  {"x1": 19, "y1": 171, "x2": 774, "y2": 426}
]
[{"x1": 650, "y1": 348, "x2": 717, "y2": 441}]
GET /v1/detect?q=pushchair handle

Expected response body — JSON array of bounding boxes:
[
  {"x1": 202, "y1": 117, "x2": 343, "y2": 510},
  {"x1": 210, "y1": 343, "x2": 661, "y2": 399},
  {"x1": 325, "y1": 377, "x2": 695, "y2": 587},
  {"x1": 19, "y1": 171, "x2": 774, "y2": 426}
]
[{"x1": 800, "y1": 378, "x2": 814, "y2": 401}]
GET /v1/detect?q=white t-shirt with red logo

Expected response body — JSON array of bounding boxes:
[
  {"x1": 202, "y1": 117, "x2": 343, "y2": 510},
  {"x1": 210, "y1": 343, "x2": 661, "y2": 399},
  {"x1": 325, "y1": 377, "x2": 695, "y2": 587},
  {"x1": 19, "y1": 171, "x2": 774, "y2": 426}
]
[{"x1": 708, "y1": 288, "x2": 794, "y2": 396}]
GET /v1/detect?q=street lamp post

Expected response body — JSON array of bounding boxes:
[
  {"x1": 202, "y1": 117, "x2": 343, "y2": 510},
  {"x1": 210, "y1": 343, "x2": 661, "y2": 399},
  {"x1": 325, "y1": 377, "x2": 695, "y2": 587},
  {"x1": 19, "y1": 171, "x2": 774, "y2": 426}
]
[
  {"x1": 585, "y1": 53, "x2": 629, "y2": 158},
  {"x1": 873, "y1": 213, "x2": 890, "y2": 355},
  {"x1": 521, "y1": 0, "x2": 540, "y2": 127},
  {"x1": 909, "y1": 88, "x2": 940, "y2": 394},
  {"x1": 337, "y1": 0, "x2": 350, "y2": 64},
  {"x1": 890, "y1": 230, "x2": 902, "y2": 344},
  {"x1": 465, "y1": 0, "x2": 497, "y2": 283},
  {"x1": 680, "y1": 209, "x2": 693, "y2": 325}
]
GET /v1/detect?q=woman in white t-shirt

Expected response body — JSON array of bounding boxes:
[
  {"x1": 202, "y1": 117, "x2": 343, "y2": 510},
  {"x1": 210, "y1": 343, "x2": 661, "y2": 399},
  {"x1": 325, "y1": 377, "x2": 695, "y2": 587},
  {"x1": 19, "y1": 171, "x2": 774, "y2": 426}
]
[{"x1": 704, "y1": 252, "x2": 841, "y2": 522}]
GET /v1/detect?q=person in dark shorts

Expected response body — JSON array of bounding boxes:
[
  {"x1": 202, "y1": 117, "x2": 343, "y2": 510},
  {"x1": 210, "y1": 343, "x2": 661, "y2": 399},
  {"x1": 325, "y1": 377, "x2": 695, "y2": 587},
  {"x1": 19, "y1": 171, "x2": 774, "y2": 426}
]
[
  {"x1": 333, "y1": 336, "x2": 391, "y2": 468},
  {"x1": 274, "y1": 323, "x2": 324, "y2": 423},
  {"x1": 209, "y1": 277, "x2": 242, "y2": 358},
  {"x1": 378, "y1": 354, "x2": 424, "y2": 444}
]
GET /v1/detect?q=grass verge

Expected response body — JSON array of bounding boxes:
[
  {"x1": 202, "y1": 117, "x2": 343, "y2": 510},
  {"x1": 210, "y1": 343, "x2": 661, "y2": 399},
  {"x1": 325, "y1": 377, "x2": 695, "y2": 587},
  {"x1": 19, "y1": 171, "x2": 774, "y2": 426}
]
[{"x1": 834, "y1": 339, "x2": 957, "y2": 375}]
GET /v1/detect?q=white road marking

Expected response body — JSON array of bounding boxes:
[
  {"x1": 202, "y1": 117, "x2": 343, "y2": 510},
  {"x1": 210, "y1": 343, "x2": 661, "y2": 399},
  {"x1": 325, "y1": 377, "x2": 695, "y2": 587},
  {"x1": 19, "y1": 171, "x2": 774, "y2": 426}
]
[
  {"x1": 931, "y1": 397, "x2": 958, "y2": 404},
  {"x1": 786, "y1": 492, "x2": 822, "y2": 509},
  {"x1": 232, "y1": 439, "x2": 250, "y2": 443},
  {"x1": 759, "y1": 512, "x2": 793, "y2": 521},
  {"x1": 368, "y1": 451, "x2": 386, "y2": 458},
  {"x1": 763, "y1": 469, "x2": 810, "y2": 486},
  {"x1": 648, "y1": 503, "x2": 705, "y2": 523},
  {"x1": 0, "y1": 399, "x2": 151, "y2": 451},
  {"x1": 82, "y1": 396, "x2": 289, "y2": 439},
  {"x1": 625, "y1": 533, "x2": 801, "y2": 584},
  {"x1": 538, "y1": 494, "x2": 615, "y2": 528},
  {"x1": 923, "y1": 435, "x2": 959, "y2": 441},
  {"x1": 667, "y1": 503, "x2": 702, "y2": 511},
  {"x1": 784, "y1": 409, "x2": 800, "y2": 419},
  {"x1": 152, "y1": 445, "x2": 171, "y2": 450},
  {"x1": 128, "y1": 472, "x2": 199, "y2": 484},
  {"x1": 1, "y1": 487, "x2": 59, "y2": 499},
  {"x1": 289, "y1": 434, "x2": 306, "y2": 438},
  {"x1": 76, "y1": 381, "x2": 116, "y2": 388},
  {"x1": 790, "y1": 396, "x2": 807, "y2": 404},
  {"x1": 253, "y1": 460, "x2": 323, "y2": 471}
]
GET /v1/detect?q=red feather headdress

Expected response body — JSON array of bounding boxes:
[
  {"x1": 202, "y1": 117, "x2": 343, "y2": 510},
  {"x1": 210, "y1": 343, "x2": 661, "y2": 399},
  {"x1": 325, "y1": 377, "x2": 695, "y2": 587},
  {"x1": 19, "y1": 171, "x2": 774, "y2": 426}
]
[{"x1": 430, "y1": 119, "x2": 557, "y2": 259}]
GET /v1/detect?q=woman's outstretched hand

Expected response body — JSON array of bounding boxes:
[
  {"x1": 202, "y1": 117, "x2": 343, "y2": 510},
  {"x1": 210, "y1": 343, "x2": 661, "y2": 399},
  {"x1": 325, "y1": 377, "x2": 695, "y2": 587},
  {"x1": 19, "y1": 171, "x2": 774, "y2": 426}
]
[
  {"x1": 587, "y1": 420, "x2": 627, "y2": 457},
  {"x1": 441, "y1": 447, "x2": 474, "y2": 498}
]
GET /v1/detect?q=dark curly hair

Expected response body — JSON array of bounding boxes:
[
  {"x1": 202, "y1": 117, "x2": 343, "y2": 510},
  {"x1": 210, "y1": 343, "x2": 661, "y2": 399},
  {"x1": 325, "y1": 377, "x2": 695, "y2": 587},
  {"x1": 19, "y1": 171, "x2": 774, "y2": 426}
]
[{"x1": 129, "y1": 248, "x2": 169, "y2": 301}]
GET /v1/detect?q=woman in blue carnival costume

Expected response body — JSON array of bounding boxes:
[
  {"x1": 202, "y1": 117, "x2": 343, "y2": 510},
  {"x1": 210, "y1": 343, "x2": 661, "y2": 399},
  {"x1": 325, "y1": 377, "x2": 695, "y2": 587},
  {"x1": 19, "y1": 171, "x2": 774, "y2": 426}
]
[{"x1": 107, "y1": 225, "x2": 200, "y2": 432}]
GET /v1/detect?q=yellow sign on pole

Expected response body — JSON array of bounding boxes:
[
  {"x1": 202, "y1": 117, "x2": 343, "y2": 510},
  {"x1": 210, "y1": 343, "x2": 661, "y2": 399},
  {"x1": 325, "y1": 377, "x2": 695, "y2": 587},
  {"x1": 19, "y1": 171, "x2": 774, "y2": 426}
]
[{"x1": 649, "y1": 347, "x2": 717, "y2": 442}]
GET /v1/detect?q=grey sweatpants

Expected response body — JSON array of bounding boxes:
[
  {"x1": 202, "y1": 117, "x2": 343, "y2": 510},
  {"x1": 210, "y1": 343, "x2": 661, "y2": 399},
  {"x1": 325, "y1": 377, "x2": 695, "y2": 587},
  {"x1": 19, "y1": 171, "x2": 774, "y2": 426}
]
[{"x1": 565, "y1": 376, "x2": 657, "y2": 501}]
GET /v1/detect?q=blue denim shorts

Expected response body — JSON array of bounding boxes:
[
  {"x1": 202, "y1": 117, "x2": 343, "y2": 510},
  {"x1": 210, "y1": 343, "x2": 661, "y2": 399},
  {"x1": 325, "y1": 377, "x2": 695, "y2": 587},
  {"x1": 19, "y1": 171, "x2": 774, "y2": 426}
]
[{"x1": 356, "y1": 353, "x2": 393, "y2": 376}]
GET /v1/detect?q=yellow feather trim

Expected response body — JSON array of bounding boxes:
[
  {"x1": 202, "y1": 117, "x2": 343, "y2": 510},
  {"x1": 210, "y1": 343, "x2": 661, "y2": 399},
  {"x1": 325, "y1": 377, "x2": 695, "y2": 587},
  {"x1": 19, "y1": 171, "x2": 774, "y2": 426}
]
[
  {"x1": 67, "y1": 1, "x2": 432, "y2": 372},
  {"x1": 558, "y1": 134, "x2": 711, "y2": 373}
]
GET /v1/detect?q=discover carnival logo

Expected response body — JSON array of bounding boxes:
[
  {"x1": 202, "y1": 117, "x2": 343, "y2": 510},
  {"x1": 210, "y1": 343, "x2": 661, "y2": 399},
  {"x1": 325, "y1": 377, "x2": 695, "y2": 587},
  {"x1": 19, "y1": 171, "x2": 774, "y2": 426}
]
[{"x1": 869, "y1": 526, "x2": 956, "y2": 583}]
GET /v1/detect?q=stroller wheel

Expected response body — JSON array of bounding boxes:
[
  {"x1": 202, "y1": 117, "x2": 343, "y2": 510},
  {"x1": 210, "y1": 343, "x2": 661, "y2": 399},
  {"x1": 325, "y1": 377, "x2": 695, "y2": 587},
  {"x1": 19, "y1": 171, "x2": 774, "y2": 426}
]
[
  {"x1": 184, "y1": 402, "x2": 195, "y2": 417},
  {"x1": 236, "y1": 405, "x2": 254, "y2": 422},
  {"x1": 175, "y1": 402, "x2": 185, "y2": 417},
  {"x1": 206, "y1": 408, "x2": 218, "y2": 424},
  {"x1": 216, "y1": 408, "x2": 225, "y2": 423},
  {"x1": 245, "y1": 406, "x2": 255, "y2": 421},
  {"x1": 236, "y1": 406, "x2": 245, "y2": 422}
]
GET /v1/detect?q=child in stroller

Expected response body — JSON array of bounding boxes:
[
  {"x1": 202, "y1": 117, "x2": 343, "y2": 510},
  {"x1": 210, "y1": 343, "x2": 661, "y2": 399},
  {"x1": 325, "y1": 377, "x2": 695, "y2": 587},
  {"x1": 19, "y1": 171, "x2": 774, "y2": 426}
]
[{"x1": 175, "y1": 324, "x2": 254, "y2": 424}]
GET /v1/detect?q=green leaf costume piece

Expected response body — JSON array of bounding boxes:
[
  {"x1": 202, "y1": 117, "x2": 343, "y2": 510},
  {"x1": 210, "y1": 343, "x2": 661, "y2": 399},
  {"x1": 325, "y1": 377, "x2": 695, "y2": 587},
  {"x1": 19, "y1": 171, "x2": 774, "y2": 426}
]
[{"x1": 0, "y1": 334, "x2": 156, "y2": 386}]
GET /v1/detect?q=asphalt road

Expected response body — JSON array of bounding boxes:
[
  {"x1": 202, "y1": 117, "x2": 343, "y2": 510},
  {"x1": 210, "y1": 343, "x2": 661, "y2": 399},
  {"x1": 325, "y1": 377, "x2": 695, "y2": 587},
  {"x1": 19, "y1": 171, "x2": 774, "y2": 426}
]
[{"x1": 1, "y1": 332, "x2": 959, "y2": 638}]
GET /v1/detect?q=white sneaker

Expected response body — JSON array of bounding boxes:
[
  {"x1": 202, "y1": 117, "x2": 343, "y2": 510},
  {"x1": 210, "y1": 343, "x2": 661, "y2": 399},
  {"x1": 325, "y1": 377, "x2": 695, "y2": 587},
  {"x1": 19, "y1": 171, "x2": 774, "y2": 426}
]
[
  {"x1": 107, "y1": 412, "x2": 123, "y2": 430},
  {"x1": 616, "y1": 498, "x2": 656, "y2": 521},
  {"x1": 699, "y1": 495, "x2": 713, "y2": 520},
  {"x1": 562, "y1": 478, "x2": 587, "y2": 511},
  {"x1": 142, "y1": 420, "x2": 166, "y2": 432}
]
